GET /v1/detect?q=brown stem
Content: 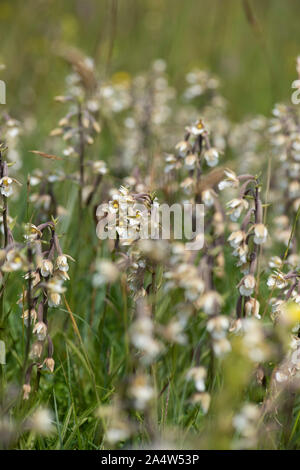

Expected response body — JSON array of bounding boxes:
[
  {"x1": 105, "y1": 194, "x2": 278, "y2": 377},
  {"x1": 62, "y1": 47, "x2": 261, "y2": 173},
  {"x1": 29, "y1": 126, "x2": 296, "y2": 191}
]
[
  {"x1": 86, "y1": 173, "x2": 102, "y2": 207},
  {"x1": 78, "y1": 102, "x2": 85, "y2": 209},
  {"x1": 2, "y1": 196, "x2": 8, "y2": 247},
  {"x1": 23, "y1": 247, "x2": 33, "y2": 376}
]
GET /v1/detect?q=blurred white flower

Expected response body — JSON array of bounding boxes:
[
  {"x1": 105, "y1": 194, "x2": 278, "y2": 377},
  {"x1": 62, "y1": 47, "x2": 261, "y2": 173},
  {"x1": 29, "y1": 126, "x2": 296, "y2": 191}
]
[{"x1": 29, "y1": 408, "x2": 55, "y2": 435}]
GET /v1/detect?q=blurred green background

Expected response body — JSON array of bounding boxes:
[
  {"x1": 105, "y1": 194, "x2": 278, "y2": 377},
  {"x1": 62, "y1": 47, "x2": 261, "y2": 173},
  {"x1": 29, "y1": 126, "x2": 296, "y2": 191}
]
[{"x1": 1, "y1": 0, "x2": 300, "y2": 128}]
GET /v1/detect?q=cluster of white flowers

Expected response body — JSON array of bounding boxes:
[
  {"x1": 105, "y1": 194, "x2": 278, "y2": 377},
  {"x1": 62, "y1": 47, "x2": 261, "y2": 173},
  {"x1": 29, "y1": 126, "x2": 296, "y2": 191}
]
[
  {"x1": 97, "y1": 399, "x2": 132, "y2": 446},
  {"x1": 7, "y1": 53, "x2": 300, "y2": 449},
  {"x1": 13, "y1": 221, "x2": 74, "y2": 400},
  {"x1": 96, "y1": 185, "x2": 159, "y2": 247},
  {"x1": 0, "y1": 391, "x2": 55, "y2": 449},
  {"x1": 162, "y1": 120, "x2": 231, "y2": 366},
  {"x1": 28, "y1": 168, "x2": 68, "y2": 221},
  {"x1": 130, "y1": 297, "x2": 162, "y2": 364},
  {"x1": 268, "y1": 103, "x2": 300, "y2": 250},
  {"x1": 165, "y1": 119, "x2": 221, "y2": 187},
  {"x1": 186, "y1": 366, "x2": 211, "y2": 414},
  {"x1": 50, "y1": 54, "x2": 103, "y2": 208},
  {"x1": 181, "y1": 69, "x2": 230, "y2": 151},
  {"x1": 208, "y1": 315, "x2": 231, "y2": 356},
  {"x1": 232, "y1": 403, "x2": 260, "y2": 449},
  {"x1": 99, "y1": 60, "x2": 176, "y2": 171},
  {"x1": 220, "y1": 170, "x2": 268, "y2": 320},
  {"x1": 183, "y1": 69, "x2": 220, "y2": 101}
]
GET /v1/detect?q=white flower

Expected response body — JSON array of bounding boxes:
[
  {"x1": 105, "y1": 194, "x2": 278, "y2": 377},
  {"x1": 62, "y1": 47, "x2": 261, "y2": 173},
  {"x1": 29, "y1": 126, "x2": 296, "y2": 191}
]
[
  {"x1": 204, "y1": 148, "x2": 219, "y2": 167},
  {"x1": 239, "y1": 274, "x2": 255, "y2": 296},
  {"x1": 267, "y1": 271, "x2": 287, "y2": 289},
  {"x1": 187, "y1": 119, "x2": 205, "y2": 136},
  {"x1": 207, "y1": 315, "x2": 229, "y2": 339},
  {"x1": 63, "y1": 146, "x2": 75, "y2": 157},
  {"x1": 164, "y1": 153, "x2": 177, "y2": 173},
  {"x1": 153, "y1": 58, "x2": 166, "y2": 72},
  {"x1": 245, "y1": 298, "x2": 260, "y2": 319},
  {"x1": 196, "y1": 291, "x2": 222, "y2": 315},
  {"x1": 182, "y1": 277, "x2": 205, "y2": 302},
  {"x1": 229, "y1": 318, "x2": 243, "y2": 333},
  {"x1": 226, "y1": 198, "x2": 249, "y2": 221},
  {"x1": 92, "y1": 160, "x2": 108, "y2": 175},
  {"x1": 47, "y1": 277, "x2": 65, "y2": 294},
  {"x1": 184, "y1": 154, "x2": 197, "y2": 170},
  {"x1": 56, "y1": 255, "x2": 69, "y2": 272},
  {"x1": 3, "y1": 250, "x2": 24, "y2": 271},
  {"x1": 47, "y1": 277, "x2": 66, "y2": 307},
  {"x1": 44, "y1": 357, "x2": 55, "y2": 373},
  {"x1": 163, "y1": 319, "x2": 187, "y2": 345},
  {"x1": 268, "y1": 256, "x2": 282, "y2": 269},
  {"x1": 33, "y1": 321, "x2": 47, "y2": 341},
  {"x1": 22, "y1": 309, "x2": 37, "y2": 327},
  {"x1": 93, "y1": 260, "x2": 119, "y2": 286},
  {"x1": 48, "y1": 293, "x2": 61, "y2": 307},
  {"x1": 233, "y1": 243, "x2": 248, "y2": 264},
  {"x1": 202, "y1": 189, "x2": 215, "y2": 207},
  {"x1": 289, "y1": 180, "x2": 300, "y2": 199},
  {"x1": 24, "y1": 223, "x2": 42, "y2": 241},
  {"x1": 128, "y1": 375, "x2": 154, "y2": 410},
  {"x1": 287, "y1": 254, "x2": 300, "y2": 269},
  {"x1": 292, "y1": 136, "x2": 300, "y2": 151},
  {"x1": 253, "y1": 224, "x2": 268, "y2": 245},
  {"x1": 29, "y1": 408, "x2": 54, "y2": 435},
  {"x1": 275, "y1": 371, "x2": 289, "y2": 383},
  {"x1": 213, "y1": 338, "x2": 231, "y2": 356},
  {"x1": 40, "y1": 259, "x2": 53, "y2": 277},
  {"x1": 233, "y1": 404, "x2": 259, "y2": 434},
  {"x1": 218, "y1": 169, "x2": 239, "y2": 191},
  {"x1": 241, "y1": 318, "x2": 267, "y2": 362},
  {"x1": 130, "y1": 317, "x2": 161, "y2": 360},
  {"x1": 0, "y1": 176, "x2": 13, "y2": 197},
  {"x1": 184, "y1": 84, "x2": 203, "y2": 99},
  {"x1": 175, "y1": 140, "x2": 190, "y2": 155},
  {"x1": 106, "y1": 426, "x2": 130, "y2": 444},
  {"x1": 23, "y1": 384, "x2": 31, "y2": 400},
  {"x1": 190, "y1": 392, "x2": 211, "y2": 414},
  {"x1": 269, "y1": 298, "x2": 285, "y2": 315},
  {"x1": 228, "y1": 230, "x2": 246, "y2": 249},
  {"x1": 186, "y1": 367, "x2": 207, "y2": 392}
]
